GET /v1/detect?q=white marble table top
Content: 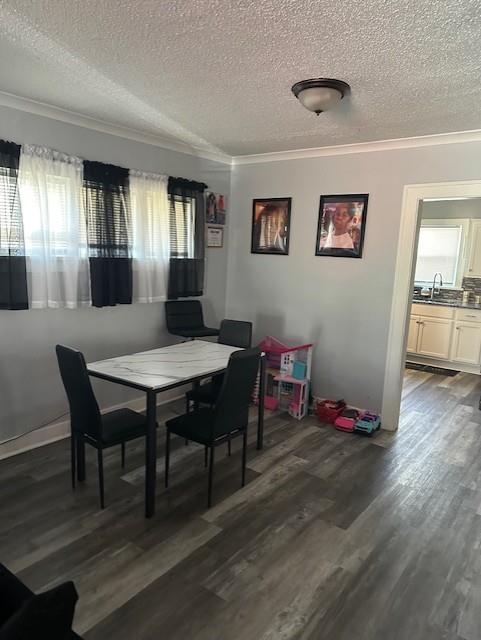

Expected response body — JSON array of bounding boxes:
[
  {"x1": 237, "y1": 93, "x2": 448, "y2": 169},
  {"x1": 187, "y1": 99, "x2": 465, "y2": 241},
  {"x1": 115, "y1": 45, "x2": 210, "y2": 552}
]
[{"x1": 87, "y1": 340, "x2": 243, "y2": 391}]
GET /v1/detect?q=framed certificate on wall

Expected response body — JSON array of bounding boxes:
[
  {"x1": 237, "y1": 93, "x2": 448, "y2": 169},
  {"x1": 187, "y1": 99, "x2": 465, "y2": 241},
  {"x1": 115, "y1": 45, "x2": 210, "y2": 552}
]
[{"x1": 207, "y1": 226, "x2": 223, "y2": 248}]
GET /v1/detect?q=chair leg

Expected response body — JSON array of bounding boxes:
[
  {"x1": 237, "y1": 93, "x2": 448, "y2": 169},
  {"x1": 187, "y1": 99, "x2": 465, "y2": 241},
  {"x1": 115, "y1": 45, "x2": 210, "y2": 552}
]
[
  {"x1": 241, "y1": 430, "x2": 248, "y2": 487},
  {"x1": 207, "y1": 446, "x2": 215, "y2": 508},
  {"x1": 77, "y1": 437, "x2": 86, "y2": 482},
  {"x1": 165, "y1": 430, "x2": 171, "y2": 489},
  {"x1": 121, "y1": 441, "x2": 126, "y2": 468},
  {"x1": 185, "y1": 401, "x2": 190, "y2": 444},
  {"x1": 204, "y1": 445, "x2": 208, "y2": 468},
  {"x1": 97, "y1": 448, "x2": 105, "y2": 510},
  {"x1": 227, "y1": 437, "x2": 232, "y2": 457},
  {"x1": 70, "y1": 432, "x2": 76, "y2": 490}
]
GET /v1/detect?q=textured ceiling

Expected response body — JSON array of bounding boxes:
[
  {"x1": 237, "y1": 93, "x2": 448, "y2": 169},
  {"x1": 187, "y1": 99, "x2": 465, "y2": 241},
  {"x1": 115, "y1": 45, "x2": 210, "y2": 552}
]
[{"x1": 0, "y1": 0, "x2": 480, "y2": 156}]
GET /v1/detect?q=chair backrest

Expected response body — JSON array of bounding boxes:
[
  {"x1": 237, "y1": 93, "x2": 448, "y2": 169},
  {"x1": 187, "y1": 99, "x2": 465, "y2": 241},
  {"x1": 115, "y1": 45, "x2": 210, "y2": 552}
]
[
  {"x1": 212, "y1": 347, "x2": 261, "y2": 437},
  {"x1": 165, "y1": 300, "x2": 204, "y2": 334},
  {"x1": 218, "y1": 319, "x2": 252, "y2": 349},
  {"x1": 55, "y1": 345, "x2": 102, "y2": 438}
]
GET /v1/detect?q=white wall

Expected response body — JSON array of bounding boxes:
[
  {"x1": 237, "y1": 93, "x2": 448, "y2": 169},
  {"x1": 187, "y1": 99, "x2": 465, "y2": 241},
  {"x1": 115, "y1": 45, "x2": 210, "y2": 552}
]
[
  {"x1": 0, "y1": 105, "x2": 231, "y2": 445},
  {"x1": 226, "y1": 142, "x2": 481, "y2": 415},
  {"x1": 422, "y1": 198, "x2": 481, "y2": 219}
]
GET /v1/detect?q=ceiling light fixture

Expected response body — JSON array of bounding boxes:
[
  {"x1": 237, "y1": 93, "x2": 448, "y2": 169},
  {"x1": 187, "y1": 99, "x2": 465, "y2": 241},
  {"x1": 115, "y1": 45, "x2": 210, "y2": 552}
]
[{"x1": 291, "y1": 78, "x2": 350, "y2": 115}]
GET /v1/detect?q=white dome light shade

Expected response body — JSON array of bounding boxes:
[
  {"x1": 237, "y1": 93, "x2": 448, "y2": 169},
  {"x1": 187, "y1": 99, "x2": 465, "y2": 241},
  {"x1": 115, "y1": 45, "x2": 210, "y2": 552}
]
[
  {"x1": 291, "y1": 78, "x2": 350, "y2": 115},
  {"x1": 297, "y1": 86, "x2": 342, "y2": 113}
]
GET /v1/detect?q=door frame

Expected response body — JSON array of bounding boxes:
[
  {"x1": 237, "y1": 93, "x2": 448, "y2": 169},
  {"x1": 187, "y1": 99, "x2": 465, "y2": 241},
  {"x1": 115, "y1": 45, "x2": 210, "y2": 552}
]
[{"x1": 381, "y1": 179, "x2": 481, "y2": 430}]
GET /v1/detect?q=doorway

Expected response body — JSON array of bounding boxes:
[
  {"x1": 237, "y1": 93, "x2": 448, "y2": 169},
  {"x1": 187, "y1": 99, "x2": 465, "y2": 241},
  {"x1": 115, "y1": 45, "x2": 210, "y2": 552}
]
[{"x1": 382, "y1": 180, "x2": 481, "y2": 431}]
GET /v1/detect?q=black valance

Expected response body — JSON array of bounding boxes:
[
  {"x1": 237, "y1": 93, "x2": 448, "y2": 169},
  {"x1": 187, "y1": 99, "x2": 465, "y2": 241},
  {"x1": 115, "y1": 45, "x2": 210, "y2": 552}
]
[
  {"x1": 83, "y1": 160, "x2": 132, "y2": 307},
  {"x1": 0, "y1": 140, "x2": 28, "y2": 310},
  {"x1": 84, "y1": 161, "x2": 129, "y2": 186},
  {"x1": 0, "y1": 141, "x2": 21, "y2": 170},
  {"x1": 168, "y1": 177, "x2": 208, "y2": 196}
]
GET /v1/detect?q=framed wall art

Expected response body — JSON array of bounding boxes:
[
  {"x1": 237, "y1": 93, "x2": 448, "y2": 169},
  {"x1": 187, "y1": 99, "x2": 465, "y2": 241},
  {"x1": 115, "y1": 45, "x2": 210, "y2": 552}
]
[
  {"x1": 207, "y1": 226, "x2": 223, "y2": 248},
  {"x1": 315, "y1": 194, "x2": 369, "y2": 258},
  {"x1": 205, "y1": 192, "x2": 226, "y2": 225},
  {"x1": 251, "y1": 197, "x2": 291, "y2": 255}
]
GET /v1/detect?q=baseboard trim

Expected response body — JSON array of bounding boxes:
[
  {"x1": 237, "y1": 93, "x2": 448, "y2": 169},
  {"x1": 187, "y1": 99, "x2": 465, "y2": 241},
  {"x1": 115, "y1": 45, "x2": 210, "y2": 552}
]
[
  {"x1": 406, "y1": 355, "x2": 480, "y2": 375},
  {"x1": 0, "y1": 393, "x2": 183, "y2": 461}
]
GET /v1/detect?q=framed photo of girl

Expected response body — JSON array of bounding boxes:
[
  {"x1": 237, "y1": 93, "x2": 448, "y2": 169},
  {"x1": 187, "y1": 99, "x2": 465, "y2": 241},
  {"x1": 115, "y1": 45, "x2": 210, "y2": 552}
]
[
  {"x1": 251, "y1": 197, "x2": 291, "y2": 255},
  {"x1": 315, "y1": 194, "x2": 369, "y2": 258}
]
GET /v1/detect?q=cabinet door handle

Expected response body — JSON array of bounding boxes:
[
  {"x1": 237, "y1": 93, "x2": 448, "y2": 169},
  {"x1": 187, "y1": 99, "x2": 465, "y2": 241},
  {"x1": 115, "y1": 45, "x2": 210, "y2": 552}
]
[{"x1": 466, "y1": 315, "x2": 477, "y2": 318}]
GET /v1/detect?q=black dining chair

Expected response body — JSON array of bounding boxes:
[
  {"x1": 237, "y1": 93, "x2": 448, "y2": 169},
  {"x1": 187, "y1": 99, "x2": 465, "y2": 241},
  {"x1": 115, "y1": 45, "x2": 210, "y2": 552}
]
[
  {"x1": 165, "y1": 300, "x2": 219, "y2": 340},
  {"x1": 185, "y1": 319, "x2": 253, "y2": 412},
  {"x1": 165, "y1": 347, "x2": 261, "y2": 507},
  {"x1": 56, "y1": 345, "x2": 151, "y2": 509}
]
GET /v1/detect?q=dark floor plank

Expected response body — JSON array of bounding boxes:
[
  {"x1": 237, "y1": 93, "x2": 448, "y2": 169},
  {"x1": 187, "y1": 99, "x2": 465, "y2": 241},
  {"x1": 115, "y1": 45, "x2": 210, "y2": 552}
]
[{"x1": 1, "y1": 370, "x2": 481, "y2": 639}]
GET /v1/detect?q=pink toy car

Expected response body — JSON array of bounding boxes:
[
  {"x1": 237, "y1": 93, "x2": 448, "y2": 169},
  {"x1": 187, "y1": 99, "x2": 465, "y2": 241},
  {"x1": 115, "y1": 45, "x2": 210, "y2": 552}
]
[{"x1": 335, "y1": 409, "x2": 360, "y2": 433}]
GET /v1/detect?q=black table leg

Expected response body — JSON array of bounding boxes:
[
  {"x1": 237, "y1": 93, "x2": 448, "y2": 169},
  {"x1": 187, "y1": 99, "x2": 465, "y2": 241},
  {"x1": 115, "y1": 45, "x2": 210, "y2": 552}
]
[
  {"x1": 257, "y1": 353, "x2": 266, "y2": 450},
  {"x1": 145, "y1": 390, "x2": 157, "y2": 518}
]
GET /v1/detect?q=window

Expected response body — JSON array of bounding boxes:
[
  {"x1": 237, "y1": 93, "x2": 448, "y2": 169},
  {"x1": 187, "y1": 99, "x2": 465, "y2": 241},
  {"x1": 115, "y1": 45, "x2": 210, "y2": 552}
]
[
  {"x1": 20, "y1": 173, "x2": 87, "y2": 258},
  {"x1": 0, "y1": 137, "x2": 205, "y2": 308},
  {"x1": 414, "y1": 218, "x2": 468, "y2": 288},
  {"x1": 168, "y1": 194, "x2": 195, "y2": 258}
]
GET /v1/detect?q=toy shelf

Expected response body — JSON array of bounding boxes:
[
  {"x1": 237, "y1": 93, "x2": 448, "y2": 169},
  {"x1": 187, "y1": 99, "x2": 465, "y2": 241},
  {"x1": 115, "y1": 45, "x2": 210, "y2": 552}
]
[
  {"x1": 276, "y1": 376, "x2": 309, "y2": 420},
  {"x1": 252, "y1": 336, "x2": 313, "y2": 421},
  {"x1": 274, "y1": 374, "x2": 307, "y2": 384}
]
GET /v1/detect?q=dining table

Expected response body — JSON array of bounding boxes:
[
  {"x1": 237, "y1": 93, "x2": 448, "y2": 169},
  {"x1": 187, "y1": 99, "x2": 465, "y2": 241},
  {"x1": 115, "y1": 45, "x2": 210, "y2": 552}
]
[{"x1": 87, "y1": 340, "x2": 266, "y2": 518}]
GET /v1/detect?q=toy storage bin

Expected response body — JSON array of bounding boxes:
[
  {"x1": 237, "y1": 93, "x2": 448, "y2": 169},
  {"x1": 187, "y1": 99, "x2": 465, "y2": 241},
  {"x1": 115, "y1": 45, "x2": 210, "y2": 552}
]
[{"x1": 316, "y1": 399, "x2": 346, "y2": 424}]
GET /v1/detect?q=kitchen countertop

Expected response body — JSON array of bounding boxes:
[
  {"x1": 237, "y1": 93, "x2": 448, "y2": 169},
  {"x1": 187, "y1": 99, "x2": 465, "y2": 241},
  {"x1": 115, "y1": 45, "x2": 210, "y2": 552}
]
[{"x1": 412, "y1": 298, "x2": 481, "y2": 311}]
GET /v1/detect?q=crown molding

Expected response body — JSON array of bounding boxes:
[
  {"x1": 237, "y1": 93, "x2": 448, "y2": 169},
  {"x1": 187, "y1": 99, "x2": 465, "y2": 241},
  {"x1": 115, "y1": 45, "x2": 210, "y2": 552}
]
[
  {"x1": 0, "y1": 90, "x2": 232, "y2": 165},
  {"x1": 3, "y1": 89, "x2": 481, "y2": 168},
  {"x1": 232, "y1": 129, "x2": 481, "y2": 165}
]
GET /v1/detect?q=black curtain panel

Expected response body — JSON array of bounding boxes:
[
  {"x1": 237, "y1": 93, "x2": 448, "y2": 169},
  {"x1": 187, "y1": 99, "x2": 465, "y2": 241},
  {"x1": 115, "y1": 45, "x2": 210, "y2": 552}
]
[
  {"x1": 0, "y1": 140, "x2": 28, "y2": 310},
  {"x1": 84, "y1": 161, "x2": 132, "y2": 307},
  {"x1": 167, "y1": 177, "x2": 207, "y2": 299}
]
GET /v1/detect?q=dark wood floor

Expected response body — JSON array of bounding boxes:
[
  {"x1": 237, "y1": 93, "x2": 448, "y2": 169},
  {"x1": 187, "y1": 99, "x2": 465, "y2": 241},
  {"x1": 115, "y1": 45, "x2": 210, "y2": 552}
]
[{"x1": 2, "y1": 371, "x2": 481, "y2": 639}]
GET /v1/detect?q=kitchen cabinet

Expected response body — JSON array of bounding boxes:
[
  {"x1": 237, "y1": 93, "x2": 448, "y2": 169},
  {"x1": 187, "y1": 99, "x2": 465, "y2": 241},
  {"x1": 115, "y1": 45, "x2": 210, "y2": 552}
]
[
  {"x1": 407, "y1": 304, "x2": 454, "y2": 359},
  {"x1": 407, "y1": 315, "x2": 421, "y2": 353},
  {"x1": 451, "y1": 322, "x2": 481, "y2": 365},
  {"x1": 416, "y1": 318, "x2": 453, "y2": 359},
  {"x1": 467, "y1": 221, "x2": 481, "y2": 277},
  {"x1": 407, "y1": 314, "x2": 452, "y2": 359},
  {"x1": 407, "y1": 302, "x2": 481, "y2": 370}
]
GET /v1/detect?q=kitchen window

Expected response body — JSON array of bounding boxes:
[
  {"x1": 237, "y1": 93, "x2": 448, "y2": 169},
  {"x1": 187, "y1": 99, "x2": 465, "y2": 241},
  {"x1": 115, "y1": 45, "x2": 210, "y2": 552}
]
[{"x1": 414, "y1": 218, "x2": 469, "y2": 288}]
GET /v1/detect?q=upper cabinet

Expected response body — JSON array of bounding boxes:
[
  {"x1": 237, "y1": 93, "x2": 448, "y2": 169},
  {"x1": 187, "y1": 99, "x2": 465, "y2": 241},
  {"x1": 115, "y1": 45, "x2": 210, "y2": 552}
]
[{"x1": 466, "y1": 221, "x2": 481, "y2": 277}]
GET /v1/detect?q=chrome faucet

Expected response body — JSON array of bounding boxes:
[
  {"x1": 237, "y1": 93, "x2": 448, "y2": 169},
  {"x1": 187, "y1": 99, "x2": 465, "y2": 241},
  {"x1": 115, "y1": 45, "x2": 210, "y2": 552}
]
[{"x1": 431, "y1": 272, "x2": 443, "y2": 299}]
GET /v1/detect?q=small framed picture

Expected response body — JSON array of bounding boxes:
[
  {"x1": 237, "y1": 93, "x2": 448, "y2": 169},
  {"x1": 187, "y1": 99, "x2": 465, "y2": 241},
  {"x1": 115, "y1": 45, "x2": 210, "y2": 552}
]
[
  {"x1": 207, "y1": 226, "x2": 223, "y2": 248},
  {"x1": 251, "y1": 198, "x2": 291, "y2": 255},
  {"x1": 205, "y1": 192, "x2": 226, "y2": 225},
  {"x1": 315, "y1": 194, "x2": 369, "y2": 258}
]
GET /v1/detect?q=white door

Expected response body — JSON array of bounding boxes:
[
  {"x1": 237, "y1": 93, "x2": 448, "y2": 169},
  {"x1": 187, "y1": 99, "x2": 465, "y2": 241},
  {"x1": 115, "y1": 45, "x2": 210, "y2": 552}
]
[
  {"x1": 451, "y1": 322, "x2": 481, "y2": 365},
  {"x1": 406, "y1": 315, "x2": 420, "y2": 353},
  {"x1": 467, "y1": 221, "x2": 481, "y2": 277},
  {"x1": 417, "y1": 318, "x2": 453, "y2": 359}
]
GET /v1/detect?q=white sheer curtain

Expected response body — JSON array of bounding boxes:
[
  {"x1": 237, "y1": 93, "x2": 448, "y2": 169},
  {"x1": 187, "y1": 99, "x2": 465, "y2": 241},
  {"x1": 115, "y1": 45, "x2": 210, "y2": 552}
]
[
  {"x1": 18, "y1": 145, "x2": 90, "y2": 308},
  {"x1": 130, "y1": 170, "x2": 170, "y2": 303}
]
